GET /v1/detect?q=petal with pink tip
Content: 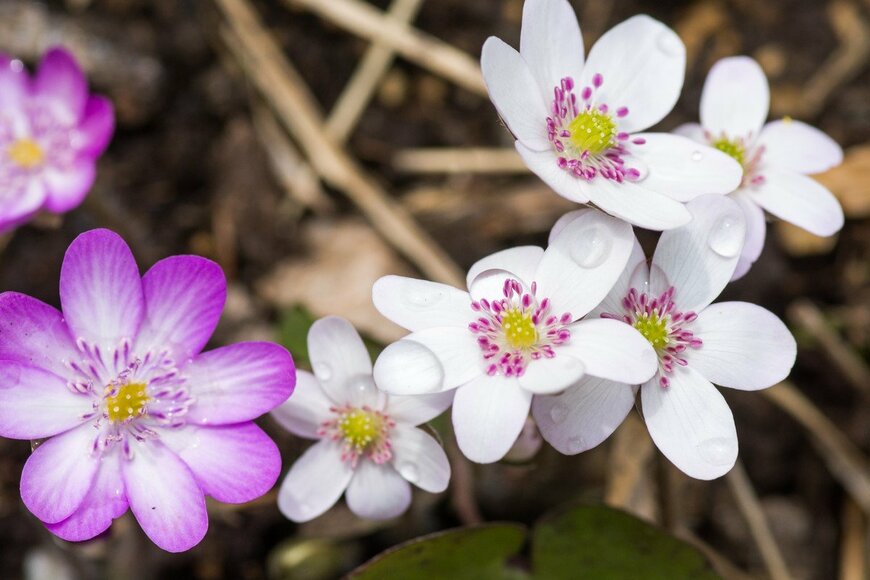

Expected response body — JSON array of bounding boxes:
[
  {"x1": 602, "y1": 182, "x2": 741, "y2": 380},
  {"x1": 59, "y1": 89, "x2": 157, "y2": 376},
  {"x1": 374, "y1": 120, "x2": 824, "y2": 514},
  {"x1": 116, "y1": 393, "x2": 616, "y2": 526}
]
[
  {"x1": 33, "y1": 48, "x2": 88, "y2": 122},
  {"x1": 74, "y1": 95, "x2": 115, "y2": 156}
]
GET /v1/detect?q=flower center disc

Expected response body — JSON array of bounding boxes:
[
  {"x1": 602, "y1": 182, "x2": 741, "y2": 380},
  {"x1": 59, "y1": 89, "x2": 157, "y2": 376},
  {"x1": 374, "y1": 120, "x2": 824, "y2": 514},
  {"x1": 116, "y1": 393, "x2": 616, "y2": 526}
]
[
  {"x1": 7, "y1": 139, "x2": 45, "y2": 168},
  {"x1": 567, "y1": 109, "x2": 617, "y2": 155},
  {"x1": 502, "y1": 308, "x2": 538, "y2": 349},
  {"x1": 338, "y1": 409, "x2": 383, "y2": 452},
  {"x1": 105, "y1": 382, "x2": 149, "y2": 423},
  {"x1": 712, "y1": 137, "x2": 745, "y2": 167},
  {"x1": 633, "y1": 312, "x2": 670, "y2": 350}
]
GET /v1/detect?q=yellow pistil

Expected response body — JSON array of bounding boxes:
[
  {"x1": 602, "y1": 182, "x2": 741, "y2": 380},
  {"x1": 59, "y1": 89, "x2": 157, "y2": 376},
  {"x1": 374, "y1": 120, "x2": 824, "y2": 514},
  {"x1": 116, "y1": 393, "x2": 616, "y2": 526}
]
[
  {"x1": 502, "y1": 308, "x2": 538, "y2": 350},
  {"x1": 105, "y1": 382, "x2": 149, "y2": 423},
  {"x1": 712, "y1": 136, "x2": 745, "y2": 167},
  {"x1": 634, "y1": 312, "x2": 669, "y2": 350},
  {"x1": 568, "y1": 109, "x2": 617, "y2": 155},
  {"x1": 7, "y1": 139, "x2": 45, "y2": 169},
  {"x1": 338, "y1": 409, "x2": 383, "y2": 452}
]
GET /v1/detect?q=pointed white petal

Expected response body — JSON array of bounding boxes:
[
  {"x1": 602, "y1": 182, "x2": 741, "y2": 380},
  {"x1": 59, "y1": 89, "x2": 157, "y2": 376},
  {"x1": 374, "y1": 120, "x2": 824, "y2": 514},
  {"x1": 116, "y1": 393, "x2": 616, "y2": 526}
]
[
  {"x1": 345, "y1": 461, "x2": 412, "y2": 520},
  {"x1": 277, "y1": 439, "x2": 353, "y2": 522},
  {"x1": 757, "y1": 119, "x2": 843, "y2": 175},
  {"x1": 520, "y1": 0, "x2": 584, "y2": 101},
  {"x1": 391, "y1": 425, "x2": 451, "y2": 493},
  {"x1": 372, "y1": 276, "x2": 473, "y2": 331},
  {"x1": 746, "y1": 168, "x2": 844, "y2": 237},
  {"x1": 561, "y1": 319, "x2": 657, "y2": 384},
  {"x1": 467, "y1": 246, "x2": 544, "y2": 290}
]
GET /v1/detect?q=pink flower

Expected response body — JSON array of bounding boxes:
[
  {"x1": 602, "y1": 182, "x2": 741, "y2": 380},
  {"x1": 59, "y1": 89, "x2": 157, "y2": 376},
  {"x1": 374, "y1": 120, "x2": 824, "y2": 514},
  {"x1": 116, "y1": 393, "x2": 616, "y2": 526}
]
[
  {"x1": 0, "y1": 229, "x2": 295, "y2": 552},
  {"x1": 0, "y1": 47, "x2": 114, "y2": 231}
]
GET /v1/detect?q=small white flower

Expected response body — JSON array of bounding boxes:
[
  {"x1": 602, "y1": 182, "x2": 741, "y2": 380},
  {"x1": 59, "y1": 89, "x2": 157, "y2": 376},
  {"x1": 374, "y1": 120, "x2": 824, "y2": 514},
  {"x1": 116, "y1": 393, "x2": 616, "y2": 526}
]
[
  {"x1": 271, "y1": 317, "x2": 453, "y2": 522},
  {"x1": 675, "y1": 56, "x2": 844, "y2": 279},
  {"x1": 372, "y1": 211, "x2": 657, "y2": 464},
  {"x1": 535, "y1": 195, "x2": 797, "y2": 479},
  {"x1": 481, "y1": 0, "x2": 742, "y2": 230}
]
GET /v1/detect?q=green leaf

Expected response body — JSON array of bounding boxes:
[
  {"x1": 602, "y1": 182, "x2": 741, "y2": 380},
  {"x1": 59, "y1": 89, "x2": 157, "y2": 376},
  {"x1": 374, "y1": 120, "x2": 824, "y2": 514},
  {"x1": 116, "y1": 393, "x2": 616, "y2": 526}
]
[
  {"x1": 349, "y1": 524, "x2": 528, "y2": 580},
  {"x1": 532, "y1": 505, "x2": 722, "y2": 580}
]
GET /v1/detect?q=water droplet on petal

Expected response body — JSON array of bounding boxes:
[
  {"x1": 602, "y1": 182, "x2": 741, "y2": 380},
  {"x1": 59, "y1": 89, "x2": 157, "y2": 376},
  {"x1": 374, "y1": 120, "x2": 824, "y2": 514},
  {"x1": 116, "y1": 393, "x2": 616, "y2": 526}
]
[
  {"x1": 569, "y1": 225, "x2": 612, "y2": 268},
  {"x1": 313, "y1": 362, "x2": 332, "y2": 381},
  {"x1": 398, "y1": 461, "x2": 419, "y2": 483},
  {"x1": 708, "y1": 213, "x2": 743, "y2": 258},
  {"x1": 566, "y1": 436, "x2": 586, "y2": 454},
  {"x1": 691, "y1": 150, "x2": 704, "y2": 162},
  {"x1": 404, "y1": 287, "x2": 445, "y2": 311},
  {"x1": 549, "y1": 404, "x2": 569, "y2": 424},
  {"x1": 697, "y1": 437, "x2": 735, "y2": 465},
  {"x1": 656, "y1": 30, "x2": 684, "y2": 57}
]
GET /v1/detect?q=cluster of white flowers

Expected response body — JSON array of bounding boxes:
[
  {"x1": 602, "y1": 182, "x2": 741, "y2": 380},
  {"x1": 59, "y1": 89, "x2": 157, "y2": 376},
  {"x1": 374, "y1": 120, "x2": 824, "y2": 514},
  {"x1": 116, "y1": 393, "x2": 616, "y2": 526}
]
[{"x1": 273, "y1": 0, "x2": 843, "y2": 520}]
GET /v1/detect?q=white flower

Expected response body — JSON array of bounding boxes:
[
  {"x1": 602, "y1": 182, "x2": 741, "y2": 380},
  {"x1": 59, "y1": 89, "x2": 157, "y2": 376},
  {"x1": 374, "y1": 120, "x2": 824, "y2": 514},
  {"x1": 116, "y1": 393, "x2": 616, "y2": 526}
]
[
  {"x1": 675, "y1": 56, "x2": 844, "y2": 279},
  {"x1": 271, "y1": 317, "x2": 453, "y2": 522},
  {"x1": 536, "y1": 195, "x2": 797, "y2": 479},
  {"x1": 372, "y1": 211, "x2": 657, "y2": 464},
  {"x1": 480, "y1": 0, "x2": 742, "y2": 231}
]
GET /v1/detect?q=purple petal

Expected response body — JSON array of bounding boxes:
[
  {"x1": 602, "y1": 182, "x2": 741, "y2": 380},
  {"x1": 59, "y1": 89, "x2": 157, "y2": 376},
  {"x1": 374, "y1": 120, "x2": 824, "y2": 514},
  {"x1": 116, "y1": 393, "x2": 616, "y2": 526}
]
[
  {"x1": 20, "y1": 425, "x2": 100, "y2": 524},
  {"x1": 60, "y1": 229, "x2": 145, "y2": 348},
  {"x1": 46, "y1": 452, "x2": 127, "y2": 542},
  {"x1": 0, "y1": 292, "x2": 78, "y2": 377},
  {"x1": 0, "y1": 53, "x2": 30, "y2": 108},
  {"x1": 41, "y1": 161, "x2": 96, "y2": 214},
  {"x1": 74, "y1": 95, "x2": 115, "y2": 157},
  {"x1": 0, "y1": 360, "x2": 92, "y2": 439},
  {"x1": 160, "y1": 422, "x2": 280, "y2": 503},
  {"x1": 0, "y1": 180, "x2": 47, "y2": 231},
  {"x1": 33, "y1": 47, "x2": 88, "y2": 121},
  {"x1": 122, "y1": 440, "x2": 208, "y2": 553},
  {"x1": 185, "y1": 342, "x2": 296, "y2": 425},
  {"x1": 136, "y1": 256, "x2": 226, "y2": 361}
]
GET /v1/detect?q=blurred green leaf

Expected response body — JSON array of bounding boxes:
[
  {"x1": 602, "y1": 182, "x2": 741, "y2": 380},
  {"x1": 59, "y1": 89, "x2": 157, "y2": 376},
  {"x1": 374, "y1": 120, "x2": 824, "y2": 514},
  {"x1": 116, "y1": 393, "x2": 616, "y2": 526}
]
[
  {"x1": 531, "y1": 505, "x2": 722, "y2": 580},
  {"x1": 348, "y1": 524, "x2": 527, "y2": 580}
]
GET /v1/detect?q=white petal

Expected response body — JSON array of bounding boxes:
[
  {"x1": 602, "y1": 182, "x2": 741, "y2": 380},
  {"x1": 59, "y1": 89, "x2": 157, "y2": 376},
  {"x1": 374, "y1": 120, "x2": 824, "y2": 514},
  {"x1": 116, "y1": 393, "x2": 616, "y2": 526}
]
[
  {"x1": 452, "y1": 374, "x2": 532, "y2": 463},
  {"x1": 481, "y1": 37, "x2": 550, "y2": 150},
  {"x1": 700, "y1": 56, "x2": 769, "y2": 139},
  {"x1": 630, "y1": 134, "x2": 742, "y2": 201},
  {"x1": 730, "y1": 191, "x2": 767, "y2": 281},
  {"x1": 391, "y1": 425, "x2": 451, "y2": 493},
  {"x1": 561, "y1": 319, "x2": 657, "y2": 384},
  {"x1": 672, "y1": 122, "x2": 706, "y2": 142},
  {"x1": 757, "y1": 119, "x2": 843, "y2": 175},
  {"x1": 641, "y1": 367, "x2": 738, "y2": 480},
  {"x1": 386, "y1": 390, "x2": 454, "y2": 426},
  {"x1": 372, "y1": 276, "x2": 474, "y2": 332},
  {"x1": 469, "y1": 268, "x2": 531, "y2": 302},
  {"x1": 533, "y1": 209, "x2": 634, "y2": 318},
  {"x1": 277, "y1": 439, "x2": 353, "y2": 522},
  {"x1": 532, "y1": 376, "x2": 636, "y2": 454},
  {"x1": 584, "y1": 178, "x2": 693, "y2": 231},
  {"x1": 307, "y1": 316, "x2": 373, "y2": 404},
  {"x1": 548, "y1": 209, "x2": 591, "y2": 245},
  {"x1": 581, "y1": 15, "x2": 686, "y2": 133},
  {"x1": 517, "y1": 355, "x2": 586, "y2": 395},
  {"x1": 270, "y1": 371, "x2": 332, "y2": 439},
  {"x1": 651, "y1": 195, "x2": 745, "y2": 313},
  {"x1": 587, "y1": 238, "x2": 647, "y2": 318},
  {"x1": 689, "y1": 302, "x2": 796, "y2": 390},
  {"x1": 515, "y1": 142, "x2": 590, "y2": 203},
  {"x1": 747, "y1": 167, "x2": 844, "y2": 236},
  {"x1": 520, "y1": 0, "x2": 584, "y2": 102},
  {"x1": 345, "y1": 460, "x2": 412, "y2": 520},
  {"x1": 467, "y1": 246, "x2": 544, "y2": 290}
]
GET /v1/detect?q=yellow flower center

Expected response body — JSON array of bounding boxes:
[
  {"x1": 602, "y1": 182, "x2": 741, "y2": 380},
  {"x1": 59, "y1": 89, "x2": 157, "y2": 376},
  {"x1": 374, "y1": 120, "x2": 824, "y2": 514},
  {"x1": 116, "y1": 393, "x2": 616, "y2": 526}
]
[
  {"x1": 105, "y1": 382, "x2": 149, "y2": 423},
  {"x1": 568, "y1": 109, "x2": 617, "y2": 155},
  {"x1": 338, "y1": 409, "x2": 383, "y2": 452},
  {"x1": 712, "y1": 137, "x2": 745, "y2": 167},
  {"x1": 7, "y1": 139, "x2": 45, "y2": 169},
  {"x1": 634, "y1": 312, "x2": 670, "y2": 350},
  {"x1": 502, "y1": 308, "x2": 538, "y2": 350}
]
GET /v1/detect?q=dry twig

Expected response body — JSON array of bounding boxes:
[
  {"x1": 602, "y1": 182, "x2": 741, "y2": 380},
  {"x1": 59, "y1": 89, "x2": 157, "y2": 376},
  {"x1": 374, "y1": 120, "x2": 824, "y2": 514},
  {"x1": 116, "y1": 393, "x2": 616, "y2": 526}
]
[
  {"x1": 839, "y1": 499, "x2": 868, "y2": 580},
  {"x1": 393, "y1": 147, "x2": 528, "y2": 174},
  {"x1": 604, "y1": 412, "x2": 658, "y2": 522}
]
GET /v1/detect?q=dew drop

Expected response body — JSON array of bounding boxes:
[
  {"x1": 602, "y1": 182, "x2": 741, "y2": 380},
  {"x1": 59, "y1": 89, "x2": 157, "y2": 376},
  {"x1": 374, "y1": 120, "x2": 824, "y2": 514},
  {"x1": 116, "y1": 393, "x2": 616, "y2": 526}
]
[
  {"x1": 404, "y1": 287, "x2": 445, "y2": 311},
  {"x1": 708, "y1": 214, "x2": 743, "y2": 258},
  {"x1": 549, "y1": 404, "x2": 568, "y2": 424},
  {"x1": 697, "y1": 437, "x2": 735, "y2": 465},
  {"x1": 313, "y1": 362, "x2": 332, "y2": 381},
  {"x1": 656, "y1": 30, "x2": 683, "y2": 57},
  {"x1": 691, "y1": 150, "x2": 704, "y2": 162},
  {"x1": 569, "y1": 225, "x2": 612, "y2": 268},
  {"x1": 398, "y1": 461, "x2": 419, "y2": 483},
  {"x1": 566, "y1": 436, "x2": 586, "y2": 454}
]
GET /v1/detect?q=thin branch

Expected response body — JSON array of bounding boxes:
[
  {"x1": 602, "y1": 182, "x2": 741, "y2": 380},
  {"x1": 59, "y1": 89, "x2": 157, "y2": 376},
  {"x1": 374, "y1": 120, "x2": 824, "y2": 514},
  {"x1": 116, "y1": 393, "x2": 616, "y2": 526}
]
[
  {"x1": 393, "y1": 147, "x2": 529, "y2": 174},
  {"x1": 605, "y1": 412, "x2": 659, "y2": 522},
  {"x1": 839, "y1": 499, "x2": 867, "y2": 580}
]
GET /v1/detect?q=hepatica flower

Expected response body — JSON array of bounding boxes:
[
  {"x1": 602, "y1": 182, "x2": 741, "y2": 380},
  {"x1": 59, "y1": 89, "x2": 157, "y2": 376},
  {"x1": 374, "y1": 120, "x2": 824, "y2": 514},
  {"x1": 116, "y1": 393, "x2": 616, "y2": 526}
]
[
  {"x1": 676, "y1": 56, "x2": 844, "y2": 278},
  {"x1": 272, "y1": 317, "x2": 452, "y2": 521},
  {"x1": 0, "y1": 230, "x2": 295, "y2": 552},
  {"x1": 481, "y1": 0, "x2": 741, "y2": 230},
  {"x1": 0, "y1": 48, "x2": 113, "y2": 232},
  {"x1": 537, "y1": 196, "x2": 796, "y2": 479},
  {"x1": 372, "y1": 211, "x2": 657, "y2": 463}
]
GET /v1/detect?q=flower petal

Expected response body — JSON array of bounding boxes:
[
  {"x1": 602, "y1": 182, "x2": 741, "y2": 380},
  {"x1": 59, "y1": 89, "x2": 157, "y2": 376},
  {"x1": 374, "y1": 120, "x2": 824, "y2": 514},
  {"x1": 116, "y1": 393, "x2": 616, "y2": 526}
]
[
  {"x1": 45, "y1": 452, "x2": 127, "y2": 542},
  {"x1": 59, "y1": 229, "x2": 145, "y2": 348},
  {"x1": 561, "y1": 319, "x2": 657, "y2": 384},
  {"x1": 641, "y1": 367, "x2": 737, "y2": 480},
  {"x1": 452, "y1": 374, "x2": 531, "y2": 463},
  {"x1": 517, "y1": 356, "x2": 586, "y2": 395},
  {"x1": 672, "y1": 122, "x2": 705, "y2": 142},
  {"x1": 481, "y1": 37, "x2": 550, "y2": 150},
  {"x1": 746, "y1": 168, "x2": 844, "y2": 237},
  {"x1": 345, "y1": 460, "x2": 412, "y2": 520},
  {"x1": 532, "y1": 376, "x2": 636, "y2": 454},
  {"x1": 185, "y1": 342, "x2": 296, "y2": 425},
  {"x1": 0, "y1": 180, "x2": 46, "y2": 230},
  {"x1": 757, "y1": 119, "x2": 843, "y2": 175},
  {"x1": 41, "y1": 161, "x2": 97, "y2": 213},
  {"x1": 584, "y1": 178, "x2": 693, "y2": 231},
  {"x1": 136, "y1": 256, "x2": 227, "y2": 361},
  {"x1": 631, "y1": 134, "x2": 742, "y2": 201},
  {"x1": 0, "y1": 361, "x2": 92, "y2": 439},
  {"x1": 651, "y1": 195, "x2": 745, "y2": 313},
  {"x1": 587, "y1": 238, "x2": 647, "y2": 319},
  {"x1": 730, "y1": 192, "x2": 766, "y2": 281},
  {"x1": 515, "y1": 142, "x2": 590, "y2": 204},
  {"x1": 391, "y1": 425, "x2": 450, "y2": 493},
  {"x1": 270, "y1": 370, "x2": 332, "y2": 438},
  {"x1": 372, "y1": 276, "x2": 473, "y2": 332},
  {"x1": 519, "y1": 0, "x2": 584, "y2": 101},
  {"x1": 386, "y1": 390, "x2": 454, "y2": 426},
  {"x1": 33, "y1": 48, "x2": 88, "y2": 122},
  {"x1": 689, "y1": 302, "x2": 795, "y2": 390},
  {"x1": 700, "y1": 56, "x2": 769, "y2": 139},
  {"x1": 307, "y1": 316, "x2": 373, "y2": 403},
  {"x1": 0, "y1": 292, "x2": 78, "y2": 377},
  {"x1": 277, "y1": 439, "x2": 353, "y2": 522},
  {"x1": 466, "y1": 246, "x2": 544, "y2": 290},
  {"x1": 581, "y1": 16, "x2": 685, "y2": 133},
  {"x1": 0, "y1": 54, "x2": 30, "y2": 109},
  {"x1": 159, "y1": 422, "x2": 280, "y2": 504},
  {"x1": 122, "y1": 440, "x2": 208, "y2": 552},
  {"x1": 74, "y1": 95, "x2": 115, "y2": 157},
  {"x1": 21, "y1": 425, "x2": 99, "y2": 524},
  {"x1": 534, "y1": 208, "x2": 634, "y2": 318}
]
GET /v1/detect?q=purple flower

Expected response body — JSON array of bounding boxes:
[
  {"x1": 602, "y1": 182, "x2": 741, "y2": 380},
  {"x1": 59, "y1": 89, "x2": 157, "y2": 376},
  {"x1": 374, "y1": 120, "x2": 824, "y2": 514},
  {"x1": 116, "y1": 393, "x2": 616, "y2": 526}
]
[
  {"x1": 0, "y1": 229, "x2": 296, "y2": 552},
  {"x1": 0, "y1": 47, "x2": 114, "y2": 231}
]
